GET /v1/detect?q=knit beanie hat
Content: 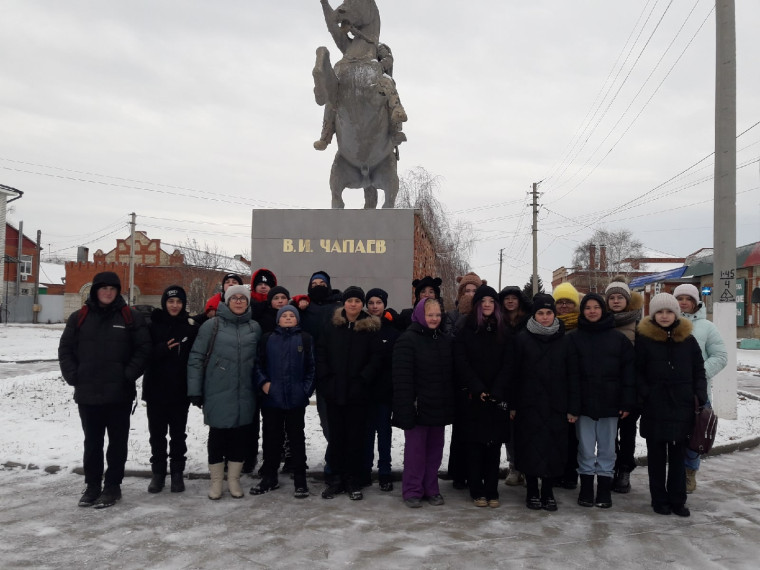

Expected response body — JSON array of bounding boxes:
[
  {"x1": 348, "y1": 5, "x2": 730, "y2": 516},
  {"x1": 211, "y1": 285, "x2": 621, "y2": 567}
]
[
  {"x1": 531, "y1": 293, "x2": 556, "y2": 316},
  {"x1": 365, "y1": 287, "x2": 388, "y2": 308},
  {"x1": 251, "y1": 268, "x2": 277, "y2": 289},
  {"x1": 267, "y1": 285, "x2": 291, "y2": 303},
  {"x1": 649, "y1": 293, "x2": 680, "y2": 315},
  {"x1": 309, "y1": 271, "x2": 331, "y2": 288},
  {"x1": 605, "y1": 275, "x2": 632, "y2": 303},
  {"x1": 205, "y1": 294, "x2": 221, "y2": 313},
  {"x1": 472, "y1": 285, "x2": 499, "y2": 308},
  {"x1": 673, "y1": 284, "x2": 700, "y2": 306},
  {"x1": 341, "y1": 285, "x2": 365, "y2": 304},
  {"x1": 456, "y1": 272, "x2": 485, "y2": 301},
  {"x1": 276, "y1": 304, "x2": 300, "y2": 325},
  {"x1": 90, "y1": 271, "x2": 122, "y2": 303},
  {"x1": 413, "y1": 276, "x2": 442, "y2": 301},
  {"x1": 161, "y1": 285, "x2": 187, "y2": 311},
  {"x1": 552, "y1": 282, "x2": 580, "y2": 306},
  {"x1": 222, "y1": 273, "x2": 243, "y2": 287},
  {"x1": 224, "y1": 285, "x2": 250, "y2": 306}
]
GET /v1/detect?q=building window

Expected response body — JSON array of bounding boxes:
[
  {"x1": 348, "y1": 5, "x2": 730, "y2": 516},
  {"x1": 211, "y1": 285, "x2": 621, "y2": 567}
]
[{"x1": 20, "y1": 254, "x2": 32, "y2": 276}]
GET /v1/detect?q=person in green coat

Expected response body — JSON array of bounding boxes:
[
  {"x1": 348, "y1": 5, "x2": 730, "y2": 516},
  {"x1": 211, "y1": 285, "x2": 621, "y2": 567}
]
[{"x1": 187, "y1": 284, "x2": 262, "y2": 500}]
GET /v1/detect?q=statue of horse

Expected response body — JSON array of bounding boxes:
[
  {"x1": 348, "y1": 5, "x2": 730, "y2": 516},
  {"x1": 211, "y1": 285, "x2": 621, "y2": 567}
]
[{"x1": 312, "y1": 0, "x2": 405, "y2": 209}]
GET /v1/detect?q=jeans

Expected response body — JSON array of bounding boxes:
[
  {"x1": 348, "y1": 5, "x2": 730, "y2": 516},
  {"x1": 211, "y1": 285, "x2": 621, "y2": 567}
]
[
  {"x1": 146, "y1": 400, "x2": 190, "y2": 473},
  {"x1": 575, "y1": 415, "x2": 618, "y2": 477}
]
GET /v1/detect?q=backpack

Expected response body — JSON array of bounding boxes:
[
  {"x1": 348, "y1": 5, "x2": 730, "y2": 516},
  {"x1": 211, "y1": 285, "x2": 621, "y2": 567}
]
[{"x1": 76, "y1": 304, "x2": 134, "y2": 329}]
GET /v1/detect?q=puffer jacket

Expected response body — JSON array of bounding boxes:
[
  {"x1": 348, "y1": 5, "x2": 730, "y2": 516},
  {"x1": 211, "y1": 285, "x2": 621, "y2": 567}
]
[
  {"x1": 392, "y1": 322, "x2": 456, "y2": 429},
  {"x1": 636, "y1": 317, "x2": 708, "y2": 442},
  {"x1": 569, "y1": 314, "x2": 636, "y2": 419},
  {"x1": 142, "y1": 308, "x2": 199, "y2": 403},
  {"x1": 316, "y1": 308, "x2": 381, "y2": 405},
  {"x1": 680, "y1": 304, "x2": 728, "y2": 390},
  {"x1": 255, "y1": 326, "x2": 316, "y2": 409},
  {"x1": 58, "y1": 295, "x2": 151, "y2": 405},
  {"x1": 187, "y1": 303, "x2": 262, "y2": 429}
]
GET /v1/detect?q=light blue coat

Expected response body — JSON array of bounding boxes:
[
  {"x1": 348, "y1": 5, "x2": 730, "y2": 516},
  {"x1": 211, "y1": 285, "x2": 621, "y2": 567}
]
[{"x1": 680, "y1": 304, "x2": 727, "y2": 396}]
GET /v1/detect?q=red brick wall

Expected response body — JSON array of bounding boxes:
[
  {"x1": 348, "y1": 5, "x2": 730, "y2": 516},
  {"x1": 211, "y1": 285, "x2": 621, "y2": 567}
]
[{"x1": 4, "y1": 224, "x2": 38, "y2": 284}]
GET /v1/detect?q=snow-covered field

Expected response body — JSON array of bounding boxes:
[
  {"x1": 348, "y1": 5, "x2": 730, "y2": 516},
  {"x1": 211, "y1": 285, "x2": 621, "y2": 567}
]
[{"x1": 1, "y1": 323, "x2": 759, "y2": 474}]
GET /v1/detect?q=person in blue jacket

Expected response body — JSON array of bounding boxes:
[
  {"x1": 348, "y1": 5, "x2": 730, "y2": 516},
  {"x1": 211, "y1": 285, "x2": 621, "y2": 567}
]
[{"x1": 251, "y1": 305, "x2": 316, "y2": 498}]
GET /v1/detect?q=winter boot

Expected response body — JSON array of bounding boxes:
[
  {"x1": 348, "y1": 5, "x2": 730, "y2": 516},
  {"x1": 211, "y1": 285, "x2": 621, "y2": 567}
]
[
  {"x1": 78, "y1": 485, "x2": 101, "y2": 507},
  {"x1": 93, "y1": 485, "x2": 121, "y2": 509},
  {"x1": 249, "y1": 477, "x2": 280, "y2": 495},
  {"x1": 685, "y1": 468, "x2": 697, "y2": 494},
  {"x1": 613, "y1": 469, "x2": 631, "y2": 494},
  {"x1": 170, "y1": 471, "x2": 185, "y2": 493},
  {"x1": 148, "y1": 465, "x2": 166, "y2": 493},
  {"x1": 379, "y1": 474, "x2": 394, "y2": 492},
  {"x1": 208, "y1": 462, "x2": 225, "y2": 500},
  {"x1": 227, "y1": 461, "x2": 245, "y2": 498},
  {"x1": 577, "y1": 474, "x2": 595, "y2": 507},
  {"x1": 595, "y1": 476, "x2": 613, "y2": 508},
  {"x1": 540, "y1": 480, "x2": 557, "y2": 512}
]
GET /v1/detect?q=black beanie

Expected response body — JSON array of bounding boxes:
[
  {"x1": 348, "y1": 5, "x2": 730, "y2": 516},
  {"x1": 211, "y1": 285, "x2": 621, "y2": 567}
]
[
  {"x1": 342, "y1": 285, "x2": 365, "y2": 304},
  {"x1": 412, "y1": 276, "x2": 442, "y2": 301},
  {"x1": 365, "y1": 287, "x2": 388, "y2": 308},
  {"x1": 531, "y1": 293, "x2": 556, "y2": 316},
  {"x1": 472, "y1": 285, "x2": 499, "y2": 308},
  {"x1": 252, "y1": 268, "x2": 277, "y2": 288},
  {"x1": 161, "y1": 285, "x2": 187, "y2": 312},
  {"x1": 267, "y1": 285, "x2": 291, "y2": 303},
  {"x1": 222, "y1": 273, "x2": 243, "y2": 287}
]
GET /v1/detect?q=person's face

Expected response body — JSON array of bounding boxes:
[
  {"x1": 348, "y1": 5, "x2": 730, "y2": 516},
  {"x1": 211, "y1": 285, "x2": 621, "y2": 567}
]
[
  {"x1": 419, "y1": 286, "x2": 436, "y2": 300},
  {"x1": 654, "y1": 309, "x2": 676, "y2": 327},
  {"x1": 270, "y1": 293, "x2": 288, "y2": 310},
  {"x1": 344, "y1": 298, "x2": 363, "y2": 320},
  {"x1": 297, "y1": 299, "x2": 310, "y2": 310},
  {"x1": 424, "y1": 302, "x2": 442, "y2": 329},
  {"x1": 503, "y1": 295, "x2": 520, "y2": 312},
  {"x1": 555, "y1": 299, "x2": 576, "y2": 315},
  {"x1": 480, "y1": 296, "x2": 495, "y2": 317},
  {"x1": 676, "y1": 295, "x2": 697, "y2": 314},
  {"x1": 223, "y1": 277, "x2": 239, "y2": 291},
  {"x1": 255, "y1": 282, "x2": 270, "y2": 295},
  {"x1": 228, "y1": 294, "x2": 249, "y2": 315},
  {"x1": 166, "y1": 297, "x2": 183, "y2": 317},
  {"x1": 534, "y1": 308, "x2": 555, "y2": 327},
  {"x1": 464, "y1": 284, "x2": 478, "y2": 297},
  {"x1": 367, "y1": 297, "x2": 385, "y2": 317},
  {"x1": 583, "y1": 299, "x2": 603, "y2": 323},
  {"x1": 97, "y1": 285, "x2": 118, "y2": 307},
  {"x1": 278, "y1": 311, "x2": 297, "y2": 328},
  {"x1": 310, "y1": 278, "x2": 327, "y2": 288},
  {"x1": 607, "y1": 293, "x2": 628, "y2": 313}
]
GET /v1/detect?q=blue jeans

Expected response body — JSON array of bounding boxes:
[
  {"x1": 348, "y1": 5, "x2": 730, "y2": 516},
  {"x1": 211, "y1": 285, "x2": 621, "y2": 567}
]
[
  {"x1": 576, "y1": 415, "x2": 618, "y2": 478},
  {"x1": 684, "y1": 399, "x2": 711, "y2": 471},
  {"x1": 364, "y1": 402, "x2": 392, "y2": 475}
]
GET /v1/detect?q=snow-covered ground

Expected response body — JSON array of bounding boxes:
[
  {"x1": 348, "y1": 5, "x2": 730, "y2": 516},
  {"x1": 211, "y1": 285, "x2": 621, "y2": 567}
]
[{"x1": 1, "y1": 323, "x2": 759, "y2": 474}]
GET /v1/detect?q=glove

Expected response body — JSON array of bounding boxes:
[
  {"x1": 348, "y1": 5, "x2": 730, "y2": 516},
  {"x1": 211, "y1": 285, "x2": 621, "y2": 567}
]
[{"x1": 189, "y1": 396, "x2": 203, "y2": 408}]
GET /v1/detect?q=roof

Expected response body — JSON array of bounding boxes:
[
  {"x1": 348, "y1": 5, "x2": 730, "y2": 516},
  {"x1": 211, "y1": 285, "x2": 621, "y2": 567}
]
[
  {"x1": 682, "y1": 241, "x2": 760, "y2": 278},
  {"x1": 39, "y1": 262, "x2": 66, "y2": 285},
  {"x1": 629, "y1": 266, "x2": 688, "y2": 288}
]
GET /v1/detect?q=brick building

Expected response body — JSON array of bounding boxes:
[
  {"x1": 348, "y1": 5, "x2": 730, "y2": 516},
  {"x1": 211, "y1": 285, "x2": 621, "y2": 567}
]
[{"x1": 3, "y1": 222, "x2": 39, "y2": 298}]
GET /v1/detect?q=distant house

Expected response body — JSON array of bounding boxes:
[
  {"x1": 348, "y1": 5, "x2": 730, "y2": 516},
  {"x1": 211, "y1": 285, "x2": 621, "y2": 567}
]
[{"x1": 1, "y1": 185, "x2": 24, "y2": 320}]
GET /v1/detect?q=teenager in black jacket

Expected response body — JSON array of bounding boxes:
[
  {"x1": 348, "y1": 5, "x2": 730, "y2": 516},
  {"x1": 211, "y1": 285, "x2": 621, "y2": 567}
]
[{"x1": 142, "y1": 285, "x2": 199, "y2": 494}]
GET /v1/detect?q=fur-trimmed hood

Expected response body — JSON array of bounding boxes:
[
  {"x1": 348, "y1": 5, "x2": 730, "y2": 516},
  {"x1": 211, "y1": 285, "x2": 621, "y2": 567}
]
[
  {"x1": 637, "y1": 316, "x2": 693, "y2": 343},
  {"x1": 629, "y1": 291, "x2": 644, "y2": 312},
  {"x1": 331, "y1": 307, "x2": 381, "y2": 332}
]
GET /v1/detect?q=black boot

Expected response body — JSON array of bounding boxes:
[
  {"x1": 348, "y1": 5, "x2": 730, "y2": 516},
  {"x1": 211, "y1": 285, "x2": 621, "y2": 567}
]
[
  {"x1": 148, "y1": 466, "x2": 166, "y2": 494},
  {"x1": 595, "y1": 476, "x2": 613, "y2": 508},
  {"x1": 577, "y1": 474, "x2": 594, "y2": 507},
  {"x1": 613, "y1": 469, "x2": 631, "y2": 493},
  {"x1": 170, "y1": 471, "x2": 185, "y2": 493}
]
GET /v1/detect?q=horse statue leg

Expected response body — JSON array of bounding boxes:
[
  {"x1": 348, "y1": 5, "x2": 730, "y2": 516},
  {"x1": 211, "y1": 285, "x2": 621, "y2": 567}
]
[
  {"x1": 329, "y1": 154, "x2": 346, "y2": 209},
  {"x1": 312, "y1": 47, "x2": 338, "y2": 107},
  {"x1": 363, "y1": 186, "x2": 378, "y2": 209}
]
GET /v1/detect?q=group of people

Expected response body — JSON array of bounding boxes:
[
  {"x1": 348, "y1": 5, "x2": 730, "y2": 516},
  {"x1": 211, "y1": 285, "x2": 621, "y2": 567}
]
[{"x1": 57, "y1": 267, "x2": 725, "y2": 518}]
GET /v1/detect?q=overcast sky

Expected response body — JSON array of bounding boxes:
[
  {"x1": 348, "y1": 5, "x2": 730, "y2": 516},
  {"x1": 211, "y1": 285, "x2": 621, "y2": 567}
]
[{"x1": 2, "y1": 1, "x2": 759, "y2": 292}]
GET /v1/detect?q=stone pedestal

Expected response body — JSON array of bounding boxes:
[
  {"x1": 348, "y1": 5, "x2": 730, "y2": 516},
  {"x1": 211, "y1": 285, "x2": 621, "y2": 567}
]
[{"x1": 251, "y1": 209, "x2": 421, "y2": 309}]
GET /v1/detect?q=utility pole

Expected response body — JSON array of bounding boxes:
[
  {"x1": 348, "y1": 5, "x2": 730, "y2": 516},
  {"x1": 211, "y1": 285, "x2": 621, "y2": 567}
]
[
  {"x1": 15, "y1": 220, "x2": 22, "y2": 300},
  {"x1": 712, "y1": 0, "x2": 737, "y2": 420},
  {"x1": 498, "y1": 248, "x2": 504, "y2": 291},
  {"x1": 128, "y1": 212, "x2": 136, "y2": 306},
  {"x1": 531, "y1": 182, "x2": 540, "y2": 296},
  {"x1": 33, "y1": 230, "x2": 41, "y2": 324}
]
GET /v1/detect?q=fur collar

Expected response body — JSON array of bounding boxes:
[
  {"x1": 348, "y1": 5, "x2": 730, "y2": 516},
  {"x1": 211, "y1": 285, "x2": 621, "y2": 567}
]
[
  {"x1": 331, "y1": 307, "x2": 381, "y2": 332},
  {"x1": 629, "y1": 291, "x2": 644, "y2": 312},
  {"x1": 637, "y1": 316, "x2": 693, "y2": 342}
]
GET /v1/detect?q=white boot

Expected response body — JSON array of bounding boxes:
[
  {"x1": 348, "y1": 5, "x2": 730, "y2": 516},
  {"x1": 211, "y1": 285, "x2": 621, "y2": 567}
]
[
  {"x1": 208, "y1": 463, "x2": 225, "y2": 500},
  {"x1": 227, "y1": 461, "x2": 245, "y2": 499}
]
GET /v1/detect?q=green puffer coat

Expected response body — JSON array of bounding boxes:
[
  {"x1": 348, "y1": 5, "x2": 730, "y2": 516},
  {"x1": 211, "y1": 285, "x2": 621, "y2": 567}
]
[{"x1": 187, "y1": 303, "x2": 262, "y2": 429}]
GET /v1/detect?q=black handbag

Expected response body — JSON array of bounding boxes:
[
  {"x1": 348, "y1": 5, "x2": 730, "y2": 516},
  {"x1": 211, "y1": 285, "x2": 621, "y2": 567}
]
[{"x1": 687, "y1": 396, "x2": 718, "y2": 455}]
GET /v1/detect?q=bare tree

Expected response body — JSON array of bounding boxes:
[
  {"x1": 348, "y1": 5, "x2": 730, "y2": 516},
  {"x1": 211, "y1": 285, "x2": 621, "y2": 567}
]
[
  {"x1": 571, "y1": 228, "x2": 644, "y2": 291},
  {"x1": 174, "y1": 239, "x2": 236, "y2": 314},
  {"x1": 396, "y1": 167, "x2": 474, "y2": 308}
]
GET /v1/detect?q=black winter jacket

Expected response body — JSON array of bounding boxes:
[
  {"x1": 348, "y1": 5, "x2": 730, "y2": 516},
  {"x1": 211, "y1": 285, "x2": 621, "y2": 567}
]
[
  {"x1": 510, "y1": 322, "x2": 580, "y2": 478},
  {"x1": 453, "y1": 316, "x2": 511, "y2": 443},
  {"x1": 142, "y1": 308, "x2": 200, "y2": 403},
  {"x1": 58, "y1": 296, "x2": 151, "y2": 405},
  {"x1": 636, "y1": 317, "x2": 707, "y2": 442},
  {"x1": 370, "y1": 311, "x2": 401, "y2": 405},
  {"x1": 316, "y1": 309, "x2": 381, "y2": 405},
  {"x1": 392, "y1": 322, "x2": 456, "y2": 430},
  {"x1": 255, "y1": 326, "x2": 316, "y2": 409},
  {"x1": 301, "y1": 289, "x2": 342, "y2": 343},
  {"x1": 569, "y1": 314, "x2": 636, "y2": 419}
]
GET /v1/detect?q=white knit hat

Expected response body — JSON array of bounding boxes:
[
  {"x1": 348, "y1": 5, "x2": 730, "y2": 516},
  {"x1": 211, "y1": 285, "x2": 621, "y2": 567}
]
[
  {"x1": 649, "y1": 293, "x2": 680, "y2": 315},
  {"x1": 224, "y1": 284, "x2": 251, "y2": 306},
  {"x1": 673, "y1": 284, "x2": 700, "y2": 305}
]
